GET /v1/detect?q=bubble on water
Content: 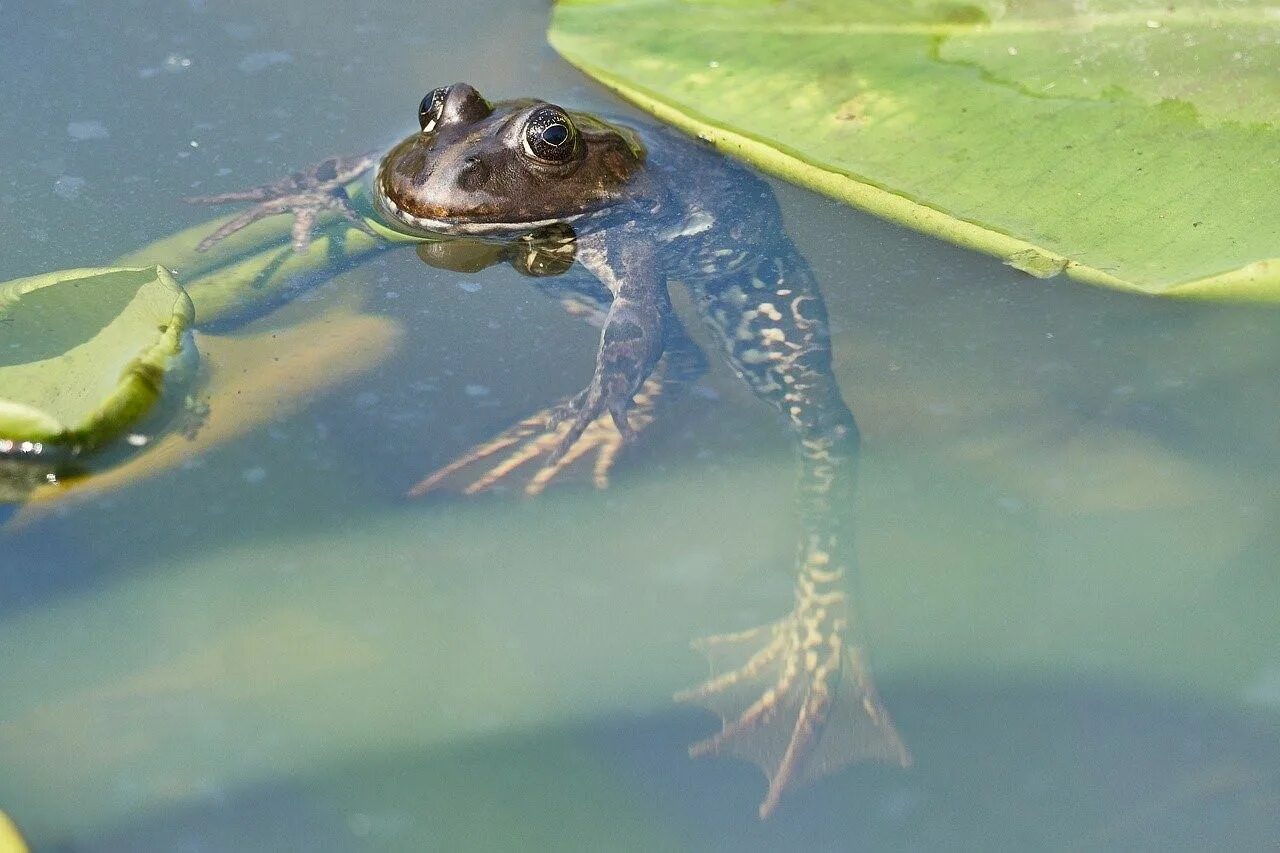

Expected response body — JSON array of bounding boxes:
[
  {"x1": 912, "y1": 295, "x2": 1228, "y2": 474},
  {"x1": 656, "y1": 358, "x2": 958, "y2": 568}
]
[
  {"x1": 139, "y1": 51, "x2": 194, "y2": 79},
  {"x1": 67, "y1": 121, "x2": 109, "y2": 141},
  {"x1": 238, "y1": 51, "x2": 293, "y2": 74},
  {"x1": 52, "y1": 175, "x2": 86, "y2": 199}
]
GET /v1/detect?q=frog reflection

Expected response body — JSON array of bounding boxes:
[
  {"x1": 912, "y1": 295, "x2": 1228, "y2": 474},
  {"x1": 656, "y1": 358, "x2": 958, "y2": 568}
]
[
  {"x1": 190, "y1": 83, "x2": 909, "y2": 817},
  {"x1": 413, "y1": 223, "x2": 578, "y2": 280}
]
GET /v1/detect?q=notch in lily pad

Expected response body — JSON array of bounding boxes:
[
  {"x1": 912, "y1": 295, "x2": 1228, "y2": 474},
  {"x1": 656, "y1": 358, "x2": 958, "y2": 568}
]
[{"x1": 0, "y1": 265, "x2": 196, "y2": 460}]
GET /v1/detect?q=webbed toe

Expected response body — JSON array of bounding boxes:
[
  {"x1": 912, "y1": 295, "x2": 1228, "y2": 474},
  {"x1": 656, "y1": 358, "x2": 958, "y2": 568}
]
[
  {"x1": 407, "y1": 369, "x2": 665, "y2": 498},
  {"x1": 677, "y1": 613, "x2": 909, "y2": 818},
  {"x1": 186, "y1": 152, "x2": 377, "y2": 252}
]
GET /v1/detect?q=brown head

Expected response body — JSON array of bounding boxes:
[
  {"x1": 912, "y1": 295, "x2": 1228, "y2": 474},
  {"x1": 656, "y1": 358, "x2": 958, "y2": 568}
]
[{"x1": 374, "y1": 83, "x2": 647, "y2": 237}]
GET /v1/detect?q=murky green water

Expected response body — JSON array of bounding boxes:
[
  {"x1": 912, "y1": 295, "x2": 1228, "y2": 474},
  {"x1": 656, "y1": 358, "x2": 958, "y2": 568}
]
[{"x1": 3, "y1": 1, "x2": 1280, "y2": 849}]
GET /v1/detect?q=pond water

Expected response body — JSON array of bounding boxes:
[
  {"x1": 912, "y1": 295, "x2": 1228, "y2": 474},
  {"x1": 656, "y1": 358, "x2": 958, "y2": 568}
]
[{"x1": 3, "y1": 0, "x2": 1280, "y2": 850}]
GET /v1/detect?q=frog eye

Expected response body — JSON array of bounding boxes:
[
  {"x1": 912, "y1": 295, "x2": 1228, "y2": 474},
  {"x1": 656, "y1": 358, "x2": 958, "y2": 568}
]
[
  {"x1": 418, "y1": 87, "x2": 448, "y2": 132},
  {"x1": 522, "y1": 107, "x2": 578, "y2": 164}
]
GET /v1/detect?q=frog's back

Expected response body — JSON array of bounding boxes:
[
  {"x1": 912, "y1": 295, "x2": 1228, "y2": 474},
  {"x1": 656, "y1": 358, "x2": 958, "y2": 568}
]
[{"x1": 637, "y1": 120, "x2": 787, "y2": 285}]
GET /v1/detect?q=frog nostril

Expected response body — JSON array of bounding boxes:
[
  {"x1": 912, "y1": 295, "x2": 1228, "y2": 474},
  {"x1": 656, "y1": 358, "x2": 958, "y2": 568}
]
[{"x1": 456, "y1": 155, "x2": 489, "y2": 190}]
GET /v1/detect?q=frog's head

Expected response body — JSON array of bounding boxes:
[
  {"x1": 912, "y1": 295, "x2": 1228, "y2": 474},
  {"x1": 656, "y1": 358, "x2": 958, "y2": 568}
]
[{"x1": 374, "y1": 83, "x2": 646, "y2": 237}]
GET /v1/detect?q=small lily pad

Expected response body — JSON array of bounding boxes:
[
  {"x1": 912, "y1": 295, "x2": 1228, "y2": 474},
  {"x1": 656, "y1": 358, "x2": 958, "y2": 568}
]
[{"x1": 0, "y1": 266, "x2": 195, "y2": 456}]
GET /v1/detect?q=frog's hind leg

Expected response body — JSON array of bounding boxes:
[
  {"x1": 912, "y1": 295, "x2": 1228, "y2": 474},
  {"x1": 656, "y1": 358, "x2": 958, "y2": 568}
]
[
  {"x1": 676, "y1": 548, "x2": 910, "y2": 818},
  {"x1": 408, "y1": 283, "x2": 706, "y2": 498},
  {"x1": 677, "y1": 611, "x2": 908, "y2": 818},
  {"x1": 678, "y1": 244, "x2": 909, "y2": 817}
]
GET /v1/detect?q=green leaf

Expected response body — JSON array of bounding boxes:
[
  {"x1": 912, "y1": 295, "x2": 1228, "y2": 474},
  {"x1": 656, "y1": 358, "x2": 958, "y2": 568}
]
[
  {"x1": 0, "y1": 810, "x2": 28, "y2": 853},
  {"x1": 549, "y1": 0, "x2": 1280, "y2": 299},
  {"x1": 0, "y1": 266, "x2": 195, "y2": 453}
]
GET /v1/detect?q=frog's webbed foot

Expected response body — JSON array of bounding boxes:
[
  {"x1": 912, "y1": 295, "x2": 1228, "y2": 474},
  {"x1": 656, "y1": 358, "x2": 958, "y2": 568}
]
[
  {"x1": 543, "y1": 366, "x2": 638, "y2": 464},
  {"x1": 407, "y1": 368, "x2": 665, "y2": 498},
  {"x1": 675, "y1": 613, "x2": 910, "y2": 818},
  {"x1": 537, "y1": 295, "x2": 666, "y2": 465},
  {"x1": 185, "y1": 153, "x2": 379, "y2": 252}
]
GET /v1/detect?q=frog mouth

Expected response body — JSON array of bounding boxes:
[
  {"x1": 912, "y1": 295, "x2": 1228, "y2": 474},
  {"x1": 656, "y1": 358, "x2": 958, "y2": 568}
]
[{"x1": 373, "y1": 169, "x2": 583, "y2": 238}]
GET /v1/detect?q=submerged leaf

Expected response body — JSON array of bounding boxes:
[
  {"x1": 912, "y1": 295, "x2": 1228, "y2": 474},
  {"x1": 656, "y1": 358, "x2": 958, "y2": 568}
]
[
  {"x1": 0, "y1": 810, "x2": 28, "y2": 853},
  {"x1": 118, "y1": 183, "x2": 411, "y2": 328},
  {"x1": 550, "y1": 0, "x2": 1280, "y2": 299},
  {"x1": 0, "y1": 266, "x2": 195, "y2": 454},
  {"x1": 16, "y1": 295, "x2": 403, "y2": 521}
]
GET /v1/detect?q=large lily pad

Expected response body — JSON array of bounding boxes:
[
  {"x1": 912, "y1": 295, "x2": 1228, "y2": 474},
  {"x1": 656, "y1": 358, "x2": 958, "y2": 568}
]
[
  {"x1": 0, "y1": 266, "x2": 194, "y2": 455},
  {"x1": 550, "y1": 0, "x2": 1280, "y2": 300}
]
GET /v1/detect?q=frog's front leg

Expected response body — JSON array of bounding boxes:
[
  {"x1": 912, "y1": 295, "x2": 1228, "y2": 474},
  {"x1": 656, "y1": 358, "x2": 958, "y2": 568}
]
[
  {"x1": 543, "y1": 227, "x2": 669, "y2": 459},
  {"x1": 677, "y1": 243, "x2": 909, "y2": 817},
  {"x1": 410, "y1": 237, "x2": 700, "y2": 497},
  {"x1": 186, "y1": 153, "x2": 379, "y2": 251},
  {"x1": 409, "y1": 360, "x2": 667, "y2": 498}
]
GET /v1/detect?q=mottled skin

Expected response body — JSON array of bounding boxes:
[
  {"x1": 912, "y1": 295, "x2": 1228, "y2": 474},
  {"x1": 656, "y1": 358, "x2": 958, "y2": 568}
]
[{"x1": 192, "y1": 83, "x2": 908, "y2": 817}]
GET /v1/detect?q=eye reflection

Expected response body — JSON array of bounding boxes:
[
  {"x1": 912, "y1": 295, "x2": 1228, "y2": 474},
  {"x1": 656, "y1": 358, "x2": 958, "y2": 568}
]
[
  {"x1": 414, "y1": 239, "x2": 505, "y2": 273},
  {"x1": 412, "y1": 224, "x2": 577, "y2": 278},
  {"x1": 511, "y1": 224, "x2": 577, "y2": 277}
]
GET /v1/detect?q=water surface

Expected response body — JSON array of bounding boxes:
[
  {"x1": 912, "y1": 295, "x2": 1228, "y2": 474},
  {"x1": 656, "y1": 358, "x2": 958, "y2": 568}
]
[{"x1": 2, "y1": 0, "x2": 1279, "y2": 849}]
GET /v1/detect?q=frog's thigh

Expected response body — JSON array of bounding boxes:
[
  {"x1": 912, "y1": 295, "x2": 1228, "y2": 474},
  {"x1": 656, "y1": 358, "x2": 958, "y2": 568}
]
[{"x1": 693, "y1": 247, "x2": 840, "y2": 425}]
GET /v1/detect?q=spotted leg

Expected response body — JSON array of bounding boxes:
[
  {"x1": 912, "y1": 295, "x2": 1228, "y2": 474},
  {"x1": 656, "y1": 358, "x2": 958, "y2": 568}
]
[
  {"x1": 408, "y1": 259, "x2": 706, "y2": 497},
  {"x1": 676, "y1": 242, "x2": 910, "y2": 818}
]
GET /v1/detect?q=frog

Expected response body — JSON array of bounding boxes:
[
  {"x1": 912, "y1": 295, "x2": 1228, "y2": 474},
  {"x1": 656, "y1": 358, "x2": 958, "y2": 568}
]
[{"x1": 189, "y1": 82, "x2": 909, "y2": 818}]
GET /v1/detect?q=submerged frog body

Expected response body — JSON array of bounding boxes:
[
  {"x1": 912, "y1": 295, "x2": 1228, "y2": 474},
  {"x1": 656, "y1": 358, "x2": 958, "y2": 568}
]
[{"x1": 192, "y1": 82, "x2": 908, "y2": 817}]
